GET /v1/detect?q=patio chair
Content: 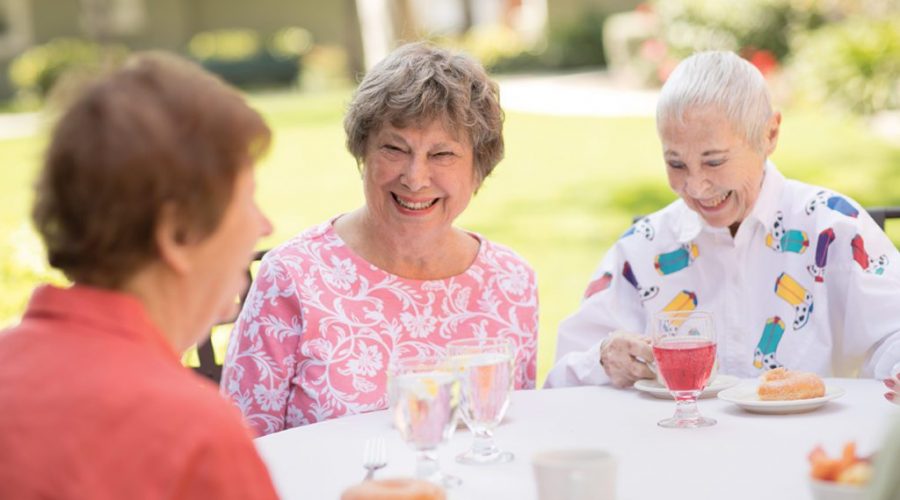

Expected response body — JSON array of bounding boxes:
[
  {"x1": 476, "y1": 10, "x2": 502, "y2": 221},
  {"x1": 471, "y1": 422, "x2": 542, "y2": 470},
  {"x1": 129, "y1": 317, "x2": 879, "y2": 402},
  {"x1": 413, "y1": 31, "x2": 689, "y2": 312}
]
[
  {"x1": 194, "y1": 248, "x2": 269, "y2": 384},
  {"x1": 865, "y1": 206, "x2": 900, "y2": 231}
]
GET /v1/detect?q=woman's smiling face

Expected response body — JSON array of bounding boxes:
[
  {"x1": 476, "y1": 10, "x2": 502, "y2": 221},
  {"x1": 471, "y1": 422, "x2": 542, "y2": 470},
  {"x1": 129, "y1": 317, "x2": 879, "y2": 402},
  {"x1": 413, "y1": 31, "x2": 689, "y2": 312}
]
[
  {"x1": 361, "y1": 118, "x2": 477, "y2": 236},
  {"x1": 660, "y1": 106, "x2": 779, "y2": 233}
]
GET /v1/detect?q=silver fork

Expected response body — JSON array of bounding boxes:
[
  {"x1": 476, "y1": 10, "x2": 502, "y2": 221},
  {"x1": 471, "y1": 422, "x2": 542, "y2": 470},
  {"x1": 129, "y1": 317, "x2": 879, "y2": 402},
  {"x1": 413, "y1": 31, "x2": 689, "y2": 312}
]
[{"x1": 362, "y1": 436, "x2": 387, "y2": 480}]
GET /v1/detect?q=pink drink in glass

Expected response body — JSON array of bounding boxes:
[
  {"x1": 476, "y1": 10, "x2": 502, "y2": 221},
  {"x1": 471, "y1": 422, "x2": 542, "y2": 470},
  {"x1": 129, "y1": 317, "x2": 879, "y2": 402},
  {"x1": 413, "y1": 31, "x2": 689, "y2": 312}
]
[
  {"x1": 653, "y1": 339, "x2": 717, "y2": 392},
  {"x1": 651, "y1": 310, "x2": 717, "y2": 428}
]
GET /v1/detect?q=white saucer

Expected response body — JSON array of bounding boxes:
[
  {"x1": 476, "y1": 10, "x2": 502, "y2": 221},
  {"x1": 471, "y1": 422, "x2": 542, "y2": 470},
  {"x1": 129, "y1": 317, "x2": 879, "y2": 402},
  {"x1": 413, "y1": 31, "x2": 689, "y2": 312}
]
[
  {"x1": 633, "y1": 374, "x2": 740, "y2": 399},
  {"x1": 717, "y1": 383, "x2": 845, "y2": 414}
]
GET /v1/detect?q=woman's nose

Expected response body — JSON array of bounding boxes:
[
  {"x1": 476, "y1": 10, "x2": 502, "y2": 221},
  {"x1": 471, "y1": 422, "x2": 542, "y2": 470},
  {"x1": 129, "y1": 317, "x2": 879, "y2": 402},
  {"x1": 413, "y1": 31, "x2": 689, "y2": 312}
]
[
  {"x1": 684, "y1": 172, "x2": 712, "y2": 198},
  {"x1": 400, "y1": 156, "x2": 431, "y2": 191}
]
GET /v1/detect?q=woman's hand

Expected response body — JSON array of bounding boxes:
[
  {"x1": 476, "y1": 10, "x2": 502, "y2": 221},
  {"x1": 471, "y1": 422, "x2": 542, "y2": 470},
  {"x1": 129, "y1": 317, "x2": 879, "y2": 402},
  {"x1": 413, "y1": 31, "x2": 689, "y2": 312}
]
[
  {"x1": 885, "y1": 372, "x2": 899, "y2": 404},
  {"x1": 599, "y1": 331, "x2": 656, "y2": 388}
]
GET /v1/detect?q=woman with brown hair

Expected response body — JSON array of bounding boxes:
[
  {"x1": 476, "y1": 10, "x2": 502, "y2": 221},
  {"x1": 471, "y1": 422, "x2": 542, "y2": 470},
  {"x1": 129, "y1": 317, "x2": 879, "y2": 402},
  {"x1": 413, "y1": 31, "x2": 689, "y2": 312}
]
[
  {"x1": 0, "y1": 52, "x2": 278, "y2": 498},
  {"x1": 222, "y1": 42, "x2": 539, "y2": 436}
]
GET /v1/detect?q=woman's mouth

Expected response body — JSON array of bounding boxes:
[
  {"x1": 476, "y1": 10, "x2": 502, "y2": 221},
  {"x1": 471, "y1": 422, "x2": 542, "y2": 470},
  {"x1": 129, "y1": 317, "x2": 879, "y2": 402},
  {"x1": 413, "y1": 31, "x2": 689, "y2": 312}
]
[
  {"x1": 697, "y1": 191, "x2": 733, "y2": 210},
  {"x1": 392, "y1": 193, "x2": 439, "y2": 211}
]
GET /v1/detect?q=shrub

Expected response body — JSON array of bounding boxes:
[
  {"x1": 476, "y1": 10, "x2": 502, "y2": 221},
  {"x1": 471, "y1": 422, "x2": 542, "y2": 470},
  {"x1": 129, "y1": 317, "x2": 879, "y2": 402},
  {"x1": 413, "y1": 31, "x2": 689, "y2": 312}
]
[
  {"x1": 542, "y1": 10, "x2": 608, "y2": 69},
  {"x1": 9, "y1": 38, "x2": 128, "y2": 98},
  {"x1": 187, "y1": 27, "x2": 312, "y2": 88},
  {"x1": 654, "y1": 0, "x2": 824, "y2": 61},
  {"x1": 454, "y1": 11, "x2": 608, "y2": 74},
  {"x1": 789, "y1": 16, "x2": 900, "y2": 114},
  {"x1": 457, "y1": 24, "x2": 536, "y2": 72}
]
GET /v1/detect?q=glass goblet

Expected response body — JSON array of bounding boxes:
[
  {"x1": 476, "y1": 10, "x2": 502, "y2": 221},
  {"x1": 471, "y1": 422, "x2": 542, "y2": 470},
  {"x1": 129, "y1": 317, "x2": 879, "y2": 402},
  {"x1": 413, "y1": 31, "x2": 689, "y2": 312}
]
[
  {"x1": 447, "y1": 337, "x2": 516, "y2": 464},
  {"x1": 389, "y1": 354, "x2": 461, "y2": 487},
  {"x1": 651, "y1": 310, "x2": 718, "y2": 428}
]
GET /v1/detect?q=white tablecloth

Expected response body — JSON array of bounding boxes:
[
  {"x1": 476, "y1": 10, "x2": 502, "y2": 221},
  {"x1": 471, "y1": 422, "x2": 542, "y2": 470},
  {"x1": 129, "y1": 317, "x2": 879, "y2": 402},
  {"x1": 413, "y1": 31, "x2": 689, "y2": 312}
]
[{"x1": 255, "y1": 379, "x2": 898, "y2": 499}]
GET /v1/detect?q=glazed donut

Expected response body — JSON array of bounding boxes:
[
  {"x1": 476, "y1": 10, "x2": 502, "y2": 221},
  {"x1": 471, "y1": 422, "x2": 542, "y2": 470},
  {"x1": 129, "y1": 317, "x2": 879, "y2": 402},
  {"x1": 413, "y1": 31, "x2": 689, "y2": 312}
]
[
  {"x1": 340, "y1": 479, "x2": 446, "y2": 500},
  {"x1": 757, "y1": 367, "x2": 825, "y2": 401}
]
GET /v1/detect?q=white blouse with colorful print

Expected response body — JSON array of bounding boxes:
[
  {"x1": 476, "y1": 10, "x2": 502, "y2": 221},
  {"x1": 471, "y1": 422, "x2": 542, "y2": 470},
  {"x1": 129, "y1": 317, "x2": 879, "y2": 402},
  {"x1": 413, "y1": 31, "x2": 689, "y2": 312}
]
[
  {"x1": 546, "y1": 163, "x2": 900, "y2": 388},
  {"x1": 222, "y1": 219, "x2": 539, "y2": 435}
]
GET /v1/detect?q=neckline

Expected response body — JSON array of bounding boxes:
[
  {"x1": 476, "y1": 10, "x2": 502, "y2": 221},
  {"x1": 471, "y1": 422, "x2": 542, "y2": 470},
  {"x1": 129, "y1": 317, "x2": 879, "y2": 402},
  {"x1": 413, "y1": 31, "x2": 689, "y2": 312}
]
[
  {"x1": 324, "y1": 216, "x2": 485, "y2": 283},
  {"x1": 24, "y1": 284, "x2": 180, "y2": 362}
]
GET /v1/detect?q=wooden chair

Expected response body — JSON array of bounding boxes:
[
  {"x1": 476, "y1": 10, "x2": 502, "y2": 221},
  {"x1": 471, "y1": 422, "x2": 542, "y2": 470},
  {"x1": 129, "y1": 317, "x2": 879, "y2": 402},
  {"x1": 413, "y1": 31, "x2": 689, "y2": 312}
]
[{"x1": 194, "y1": 249, "x2": 269, "y2": 383}]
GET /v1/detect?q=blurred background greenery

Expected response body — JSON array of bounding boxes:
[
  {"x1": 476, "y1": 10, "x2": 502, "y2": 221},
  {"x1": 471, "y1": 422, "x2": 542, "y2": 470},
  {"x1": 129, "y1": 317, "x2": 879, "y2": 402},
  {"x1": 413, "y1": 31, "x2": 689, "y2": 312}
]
[{"x1": 0, "y1": 0, "x2": 898, "y2": 384}]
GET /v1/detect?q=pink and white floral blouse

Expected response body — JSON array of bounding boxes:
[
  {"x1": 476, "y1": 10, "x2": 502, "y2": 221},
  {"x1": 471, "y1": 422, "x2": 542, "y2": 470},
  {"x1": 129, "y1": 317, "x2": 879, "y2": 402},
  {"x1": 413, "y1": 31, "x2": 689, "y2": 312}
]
[{"x1": 221, "y1": 219, "x2": 539, "y2": 435}]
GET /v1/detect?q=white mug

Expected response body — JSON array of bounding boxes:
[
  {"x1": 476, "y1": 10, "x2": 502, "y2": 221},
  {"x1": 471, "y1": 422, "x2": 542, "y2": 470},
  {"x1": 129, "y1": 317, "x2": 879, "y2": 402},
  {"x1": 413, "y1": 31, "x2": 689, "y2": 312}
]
[{"x1": 532, "y1": 449, "x2": 617, "y2": 500}]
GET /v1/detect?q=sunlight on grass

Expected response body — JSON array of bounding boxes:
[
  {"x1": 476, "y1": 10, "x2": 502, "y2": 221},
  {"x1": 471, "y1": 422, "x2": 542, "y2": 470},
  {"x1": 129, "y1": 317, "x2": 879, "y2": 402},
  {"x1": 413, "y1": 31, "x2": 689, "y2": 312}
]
[{"x1": 2, "y1": 88, "x2": 899, "y2": 385}]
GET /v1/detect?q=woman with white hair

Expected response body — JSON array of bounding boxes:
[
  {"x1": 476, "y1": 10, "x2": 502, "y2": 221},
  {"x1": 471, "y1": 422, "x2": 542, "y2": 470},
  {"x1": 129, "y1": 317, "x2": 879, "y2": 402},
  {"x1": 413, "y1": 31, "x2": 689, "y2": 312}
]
[{"x1": 545, "y1": 51, "x2": 900, "y2": 401}]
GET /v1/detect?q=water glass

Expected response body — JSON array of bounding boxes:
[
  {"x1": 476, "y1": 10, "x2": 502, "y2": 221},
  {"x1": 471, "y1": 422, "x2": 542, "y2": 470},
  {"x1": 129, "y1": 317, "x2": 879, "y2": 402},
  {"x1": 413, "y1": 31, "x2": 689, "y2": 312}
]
[
  {"x1": 389, "y1": 354, "x2": 461, "y2": 487},
  {"x1": 447, "y1": 337, "x2": 516, "y2": 464}
]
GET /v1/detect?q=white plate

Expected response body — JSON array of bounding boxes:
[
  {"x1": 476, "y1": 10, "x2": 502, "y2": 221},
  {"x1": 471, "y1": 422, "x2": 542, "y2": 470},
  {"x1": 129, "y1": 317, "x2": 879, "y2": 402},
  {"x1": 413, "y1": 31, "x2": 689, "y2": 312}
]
[
  {"x1": 717, "y1": 383, "x2": 845, "y2": 414},
  {"x1": 633, "y1": 374, "x2": 740, "y2": 399}
]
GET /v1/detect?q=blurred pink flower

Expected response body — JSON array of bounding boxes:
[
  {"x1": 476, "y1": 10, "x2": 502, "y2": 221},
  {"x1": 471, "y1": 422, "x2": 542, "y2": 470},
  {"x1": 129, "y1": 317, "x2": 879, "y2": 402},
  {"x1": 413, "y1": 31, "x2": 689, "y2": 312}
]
[
  {"x1": 635, "y1": 2, "x2": 654, "y2": 14},
  {"x1": 640, "y1": 38, "x2": 667, "y2": 61},
  {"x1": 745, "y1": 48, "x2": 779, "y2": 76}
]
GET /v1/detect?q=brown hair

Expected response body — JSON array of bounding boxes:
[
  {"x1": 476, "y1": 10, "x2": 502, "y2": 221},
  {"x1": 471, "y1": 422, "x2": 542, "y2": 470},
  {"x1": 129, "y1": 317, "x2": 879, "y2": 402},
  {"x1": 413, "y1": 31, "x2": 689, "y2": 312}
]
[
  {"x1": 343, "y1": 42, "x2": 504, "y2": 182},
  {"x1": 33, "y1": 51, "x2": 271, "y2": 288}
]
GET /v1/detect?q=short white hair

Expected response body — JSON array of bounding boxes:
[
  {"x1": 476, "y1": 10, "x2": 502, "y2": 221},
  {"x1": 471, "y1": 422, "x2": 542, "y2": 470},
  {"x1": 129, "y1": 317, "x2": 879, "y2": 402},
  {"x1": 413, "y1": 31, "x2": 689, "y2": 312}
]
[{"x1": 656, "y1": 51, "x2": 773, "y2": 150}]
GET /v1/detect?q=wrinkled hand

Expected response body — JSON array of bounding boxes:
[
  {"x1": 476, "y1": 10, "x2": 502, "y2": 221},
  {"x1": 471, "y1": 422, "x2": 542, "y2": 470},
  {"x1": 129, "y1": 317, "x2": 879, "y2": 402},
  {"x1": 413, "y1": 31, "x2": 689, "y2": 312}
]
[
  {"x1": 885, "y1": 372, "x2": 899, "y2": 405},
  {"x1": 600, "y1": 331, "x2": 656, "y2": 388}
]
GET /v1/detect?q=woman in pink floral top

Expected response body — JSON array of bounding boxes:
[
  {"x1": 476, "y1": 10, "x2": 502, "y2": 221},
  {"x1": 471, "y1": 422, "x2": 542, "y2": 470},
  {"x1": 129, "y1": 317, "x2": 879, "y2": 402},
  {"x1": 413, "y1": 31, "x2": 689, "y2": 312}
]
[{"x1": 221, "y1": 42, "x2": 539, "y2": 435}]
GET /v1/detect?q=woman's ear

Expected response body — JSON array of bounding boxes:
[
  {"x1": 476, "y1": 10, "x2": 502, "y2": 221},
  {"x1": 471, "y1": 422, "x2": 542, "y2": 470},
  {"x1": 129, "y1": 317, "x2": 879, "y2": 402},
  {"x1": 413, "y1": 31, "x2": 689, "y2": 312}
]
[
  {"x1": 155, "y1": 202, "x2": 192, "y2": 275},
  {"x1": 764, "y1": 111, "x2": 782, "y2": 157}
]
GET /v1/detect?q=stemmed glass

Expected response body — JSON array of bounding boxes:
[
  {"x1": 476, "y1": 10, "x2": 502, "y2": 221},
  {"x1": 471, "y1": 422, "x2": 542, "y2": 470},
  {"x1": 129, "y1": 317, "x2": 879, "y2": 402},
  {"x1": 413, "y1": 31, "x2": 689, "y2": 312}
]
[
  {"x1": 388, "y1": 354, "x2": 461, "y2": 487},
  {"x1": 447, "y1": 337, "x2": 516, "y2": 464},
  {"x1": 651, "y1": 310, "x2": 718, "y2": 428}
]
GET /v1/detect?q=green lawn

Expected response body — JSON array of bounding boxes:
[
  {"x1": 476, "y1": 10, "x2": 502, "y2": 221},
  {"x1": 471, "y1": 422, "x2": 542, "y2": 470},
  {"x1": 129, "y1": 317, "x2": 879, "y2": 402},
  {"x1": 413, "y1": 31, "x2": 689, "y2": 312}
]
[{"x1": 2, "y1": 88, "x2": 899, "y2": 384}]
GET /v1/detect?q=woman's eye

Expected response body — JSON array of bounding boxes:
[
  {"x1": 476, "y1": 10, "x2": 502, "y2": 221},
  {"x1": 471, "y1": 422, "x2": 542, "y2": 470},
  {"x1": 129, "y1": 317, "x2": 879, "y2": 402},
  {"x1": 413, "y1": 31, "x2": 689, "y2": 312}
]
[
  {"x1": 667, "y1": 161, "x2": 686, "y2": 170},
  {"x1": 706, "y1": 159, "x2": 726, "y2": 167},
  {"x1": 382, "y1": 145, "x2": 406, "y2": 154}
]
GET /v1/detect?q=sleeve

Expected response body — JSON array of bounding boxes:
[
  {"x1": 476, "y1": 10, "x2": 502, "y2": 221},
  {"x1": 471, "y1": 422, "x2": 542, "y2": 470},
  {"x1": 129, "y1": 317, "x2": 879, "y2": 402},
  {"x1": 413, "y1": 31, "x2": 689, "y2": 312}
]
[
  {"x1": 220, "y1": 253, "x2": 304, "y2": 436},
  {"x1": 174, "y1": 419, "x2": 279, "y2": 500},
  {"x1": 544, "y1": 242, "x2": 647, "y2": 388},
  {"x1": 826, "y1": 214, "x2": 900, "y2": 379}
]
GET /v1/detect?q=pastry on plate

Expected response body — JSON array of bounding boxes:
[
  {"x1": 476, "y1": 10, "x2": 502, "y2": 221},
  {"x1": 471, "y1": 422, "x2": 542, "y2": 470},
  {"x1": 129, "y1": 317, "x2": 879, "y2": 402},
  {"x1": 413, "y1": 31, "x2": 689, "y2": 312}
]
[{"x1": 758, "y1": 367, "x2": 825, "y2": 401}]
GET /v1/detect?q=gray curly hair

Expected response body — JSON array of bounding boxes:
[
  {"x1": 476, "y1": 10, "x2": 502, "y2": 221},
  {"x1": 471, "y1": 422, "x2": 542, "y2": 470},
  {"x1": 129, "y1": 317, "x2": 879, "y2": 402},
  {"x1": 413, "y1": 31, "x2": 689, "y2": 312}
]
[{"x1": 344, "y1": 42, "x2": 504, "y2": 182}]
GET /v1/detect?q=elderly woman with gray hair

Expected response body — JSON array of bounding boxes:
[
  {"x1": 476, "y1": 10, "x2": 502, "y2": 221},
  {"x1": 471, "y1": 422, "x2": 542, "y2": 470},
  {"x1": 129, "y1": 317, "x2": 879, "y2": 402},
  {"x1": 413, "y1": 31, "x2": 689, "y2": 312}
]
[
  {"x1": 546, "y1": 51, "x2": 900, "y2": 400},
  {"x1": 222, "y1": 42, "x2": 538, "y2": 435}
]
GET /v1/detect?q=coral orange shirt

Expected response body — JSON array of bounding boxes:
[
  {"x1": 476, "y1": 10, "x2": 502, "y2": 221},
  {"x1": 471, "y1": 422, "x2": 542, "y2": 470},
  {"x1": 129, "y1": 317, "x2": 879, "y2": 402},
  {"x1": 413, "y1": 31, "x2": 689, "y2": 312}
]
[{"x1": 0, "y1": 285, "x2": 279, "y2": 500}]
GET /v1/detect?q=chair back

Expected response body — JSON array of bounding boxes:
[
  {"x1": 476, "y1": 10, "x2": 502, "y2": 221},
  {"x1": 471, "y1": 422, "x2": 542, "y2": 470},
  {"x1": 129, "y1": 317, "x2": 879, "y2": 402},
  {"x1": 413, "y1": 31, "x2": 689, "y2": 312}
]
[
  {"x1": 194, "y1": 249, "x2": 269, "y2": 383},
  {"x1": 865, "y1": 207, "x2": 900, "y2": 231}
]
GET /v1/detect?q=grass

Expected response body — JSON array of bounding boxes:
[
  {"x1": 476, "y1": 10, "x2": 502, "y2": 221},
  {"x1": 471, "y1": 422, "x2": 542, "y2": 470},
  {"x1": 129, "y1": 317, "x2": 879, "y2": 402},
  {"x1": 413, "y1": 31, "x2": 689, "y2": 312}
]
[{"x1": 2, "y1": 87, "x2": 899, "y2": 385}]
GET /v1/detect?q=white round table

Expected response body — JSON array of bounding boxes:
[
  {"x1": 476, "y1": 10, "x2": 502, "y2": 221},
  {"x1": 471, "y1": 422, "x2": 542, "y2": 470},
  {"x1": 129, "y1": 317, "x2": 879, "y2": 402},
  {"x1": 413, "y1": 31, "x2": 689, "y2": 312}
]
[{"x1": 254, "y1": 379, "x2": 898, "y2": 499}]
